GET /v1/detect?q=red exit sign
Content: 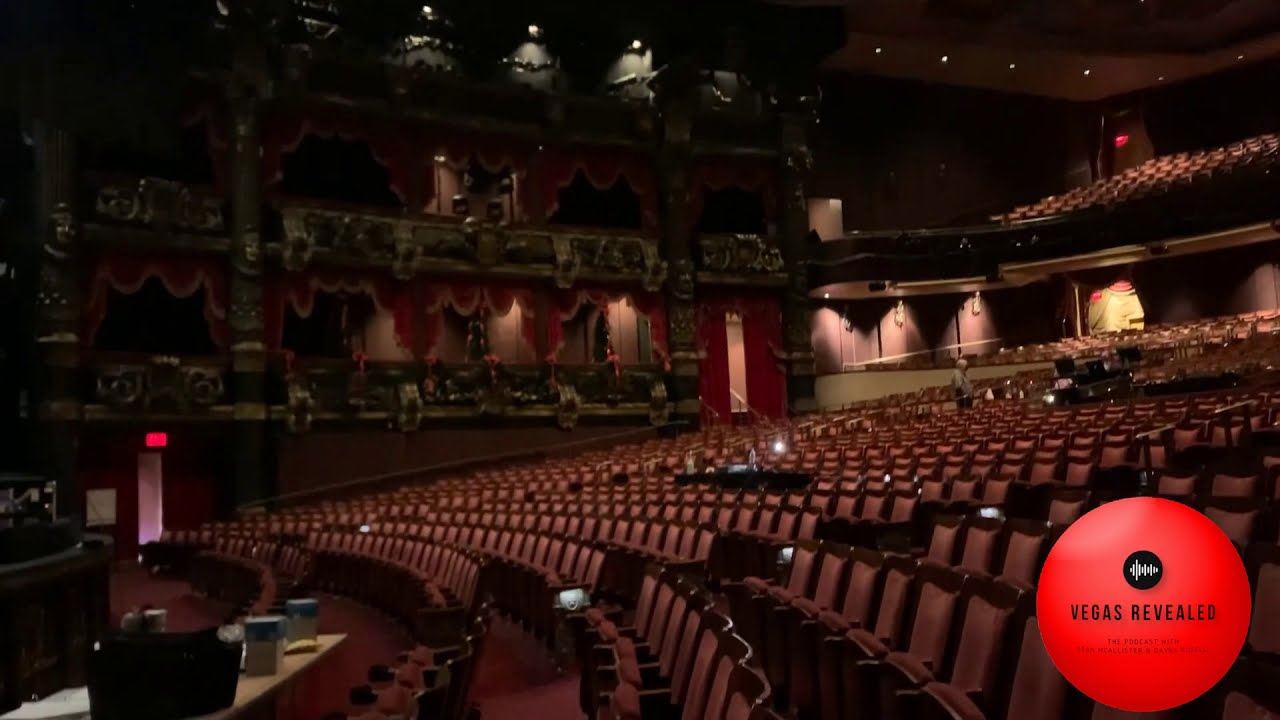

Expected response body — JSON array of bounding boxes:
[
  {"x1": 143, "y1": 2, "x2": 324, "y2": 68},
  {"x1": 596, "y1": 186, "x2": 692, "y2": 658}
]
[{"x1": 145, "y1": 432, "x2": 168, "y2": 448}]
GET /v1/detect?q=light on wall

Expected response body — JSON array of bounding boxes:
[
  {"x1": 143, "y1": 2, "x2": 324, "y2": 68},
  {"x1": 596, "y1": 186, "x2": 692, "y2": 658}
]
[
  {"x1": 528, "y1": 24, "x2": 542, "y2": 39},
  {"x1": 893, "y1": 300, "x2": 905, "y2": 328},
  {"x1": 972, "y1": 292, "x2": 983, "y2": 316},
  {"x1": 630, "y1": 39, "x2": 643, "y2": 51}
]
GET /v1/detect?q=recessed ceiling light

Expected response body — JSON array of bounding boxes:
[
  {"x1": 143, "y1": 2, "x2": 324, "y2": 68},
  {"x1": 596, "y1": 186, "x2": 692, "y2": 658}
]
[
  {"x1": 528, "y1": 24, "x2": 541, "y2": 38},
  {"x1": 941, "y1": 55, "x2": 949, "y2": 63},
  {"x1": 1237, "y1": 55, "x2": 1245, "y2": 61},
  {"x1": 824, "y1": 293, "x2": 830, "y2": 299},
  {"x1": 1083, "y1": 69, "x2": 1091, "y2": 76},
  {"x1": 875, "y1": 47, "x2": 882, "y2": 54},
  {"x1": 1008, "y1": 63, "x2": 1016, "y2": 70},
  {"x1": 421, "y1": 5, "x2": 432, "y2": 15}
]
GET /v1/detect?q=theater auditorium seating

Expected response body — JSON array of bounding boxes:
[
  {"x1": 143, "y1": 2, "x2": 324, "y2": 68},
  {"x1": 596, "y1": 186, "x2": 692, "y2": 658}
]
[
  {"x1": 994, "y1": 132, "x2": 1280, "y2": 223},
  {"x1": 145, "y1": 380, "x2": 1280, "y2": 719}
]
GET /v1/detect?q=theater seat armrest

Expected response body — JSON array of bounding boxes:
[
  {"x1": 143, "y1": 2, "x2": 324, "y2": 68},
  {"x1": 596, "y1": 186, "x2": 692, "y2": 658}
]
[
  {"x1": 429, "y1": 645, "x2": 463, "y2": 664},
  {"x1": 884, "y1": 651, "x2": 936, "y2": 685}
]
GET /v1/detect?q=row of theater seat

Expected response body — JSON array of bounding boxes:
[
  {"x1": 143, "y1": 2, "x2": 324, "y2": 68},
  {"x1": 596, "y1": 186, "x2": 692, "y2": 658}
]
[{"x1": 994, "y1": 132, "x2": 1280, "y2": 222}]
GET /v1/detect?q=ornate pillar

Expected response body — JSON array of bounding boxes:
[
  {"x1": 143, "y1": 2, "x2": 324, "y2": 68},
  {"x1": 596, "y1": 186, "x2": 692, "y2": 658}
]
[
  {"x1": 654, "y1": 61, "x2": 701, "y2": 422},
  {"x1": 777, "y1": 110, "x2": 818, "y2": 413},
  {"x1": 226, "y1": 37, "x2": 272, "y2": 514},
  {"x1": 33, "y1": 121, "x2": 82, "y2": 518}
]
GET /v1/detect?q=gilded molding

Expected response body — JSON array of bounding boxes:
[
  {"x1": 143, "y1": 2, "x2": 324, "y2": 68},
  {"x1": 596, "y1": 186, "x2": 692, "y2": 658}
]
[{"x1": 233, "y1": 402, "x2": 268, "y2": 421}]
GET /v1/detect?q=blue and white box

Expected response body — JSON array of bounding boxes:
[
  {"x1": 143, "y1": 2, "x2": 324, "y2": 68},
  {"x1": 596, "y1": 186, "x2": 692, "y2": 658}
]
[
  {"x1": 285, "y1": 599, "x2": 319, "y2": 644},
  {"x1": 243, "y1": 615, "x2": 286, "y2": 676}
]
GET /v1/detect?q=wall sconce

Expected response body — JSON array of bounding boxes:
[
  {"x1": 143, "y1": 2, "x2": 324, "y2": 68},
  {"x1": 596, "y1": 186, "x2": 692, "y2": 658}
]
[
  {"x1": 893, "y1": 300, "x2": 905, "y2": 328},
  {"x1": 451, "y1": 194, "x2": 469, "y2": 215},
  {"x1": 972, "y1": 292, "x2": 983, "y2": 316}
]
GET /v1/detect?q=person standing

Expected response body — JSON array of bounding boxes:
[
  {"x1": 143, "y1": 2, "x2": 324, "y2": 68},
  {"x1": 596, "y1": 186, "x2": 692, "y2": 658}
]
[{"x1": 952, "y1": 358, "x2": 974, "y2": 409}]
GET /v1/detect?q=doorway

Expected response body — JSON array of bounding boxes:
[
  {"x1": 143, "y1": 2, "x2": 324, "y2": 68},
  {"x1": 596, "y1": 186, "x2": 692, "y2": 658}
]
[{"x1": 137, "y1": 451, "x2": 164, "y2": 547}]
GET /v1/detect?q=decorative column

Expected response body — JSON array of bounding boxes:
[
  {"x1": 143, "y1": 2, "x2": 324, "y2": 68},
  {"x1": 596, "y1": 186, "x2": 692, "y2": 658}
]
[
  {"x1": 33, "y1": 121, "x2": 82, "y2": 518},
  {"x1": 777, "y1": 109, "x2": 818, "y2": 413},
  {"x1": 225, "y1": 36, "x2": 272, "y2": 513},
  {"x1": 654, "y1": 60, "x2": 701, "y2": 422}
]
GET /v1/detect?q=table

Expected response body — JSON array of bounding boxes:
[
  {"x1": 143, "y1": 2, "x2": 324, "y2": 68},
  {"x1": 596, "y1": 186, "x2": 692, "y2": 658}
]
[{"x1": 193, "y1": 634, "x2": 347, "y2": 720}]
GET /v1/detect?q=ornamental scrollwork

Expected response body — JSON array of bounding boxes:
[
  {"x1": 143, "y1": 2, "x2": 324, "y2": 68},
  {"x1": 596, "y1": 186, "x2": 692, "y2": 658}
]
[
  {"x1": 640, "y1": 242, "x2": 669, "y2": 292},
  {"x1": 395, "y1": 382, "x2": 423, "y2": 432},
  {"x1": 557, "y1": 383, "x2": 580, "y2": 430},
  {"x1": 93, "y1": 362, "x2": 226, "y2": 411},
  {"x1": 552, "y1": 236, "x2": 580, "y2": 289},
  {"x1": 285, "y1": 379, "x2": 314, "y2": 434},
  {"x1": 95, "y1": 368, "x2": 147, "y2": 408},
  {"x1": 649, "y1": 377, "x2": 670, "y2": 426},
  {"x1": 181, "y1": 367, "x2": 226, "y2": 407},
  {"x1": 94, "y1": 178, "x2": 224, "y2": 233},
  {"x1": 668, "y1": 258, "x2": 695, "y2": 301},
  {"x1": 281, "y1": 212, "x2": 317, "y2": 271},
  {"x1": 698, "y1": 234, "x2": 785, "y2": 275},
  {"x1": 390, "y1": 222, "x2": 420, "y2": 280}
]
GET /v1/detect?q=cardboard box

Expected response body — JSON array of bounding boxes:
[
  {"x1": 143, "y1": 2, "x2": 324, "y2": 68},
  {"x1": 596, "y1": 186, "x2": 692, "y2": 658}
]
[{"x1": 243, "y1": 615, "x2": 286, "y2": 676}]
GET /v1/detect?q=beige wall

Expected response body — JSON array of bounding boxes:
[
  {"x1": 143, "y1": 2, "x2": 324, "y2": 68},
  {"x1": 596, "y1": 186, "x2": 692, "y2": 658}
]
[
  {"x1": 814, "y1": 360, "x2": 1054, "y2": 409},
  {"x1": 807, "y1": 198, "x2": 844, "y2": 241},
  {"x1": 725, "y1": 314, "x2": 748, "y2": 411}
]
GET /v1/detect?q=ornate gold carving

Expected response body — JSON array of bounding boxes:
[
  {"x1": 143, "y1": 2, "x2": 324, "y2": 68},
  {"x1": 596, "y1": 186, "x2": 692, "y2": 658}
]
[
  {"x1": 281, "y1": 212, "x2": 316, "y2": 271},
  {"x1": 390, "y1": 222, "x2": 420, "y2": 280},
  {"x1": 474, "y1": 224, "x2": 505, "y2": 266},
  {"x1": 648, "y1": 378, "x2": 670, "y2": 426},
  {"x1": 640, "y1": 243, "x2": 669, "y2": 292},
  {"x1": 95, "y1": 178, "x2": 225, "y2": 233},
  {"x1": 669, "y1": 259, "x2": 695, "y2": 301},
  {"x1": 552, "y1": 236, "x2": 580, "y2": 289},
  {"x1": 395, "y1": 382, "x2": 423, "y2": 432},
  {"x1": 668, "y1": 301, "x2": 697, "y2": 350},
  {"x1": 698, "y1": 234, "x2": 785, "y2": 275},
  {"x1": 285, "y1": 380, "x2": 314, "y2": 433},
  {"x1": 557, "y1": 384, "x2": 580, "y2": 430},
  {"x1": 94, "y1": 358, "x2": 226, "y2": 411}
]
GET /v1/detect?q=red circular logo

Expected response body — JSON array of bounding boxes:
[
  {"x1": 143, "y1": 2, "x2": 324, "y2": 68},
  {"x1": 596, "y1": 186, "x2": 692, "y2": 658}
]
[{"x1": 1037, "y1": 497, "x2": 1251, "y2": 712}]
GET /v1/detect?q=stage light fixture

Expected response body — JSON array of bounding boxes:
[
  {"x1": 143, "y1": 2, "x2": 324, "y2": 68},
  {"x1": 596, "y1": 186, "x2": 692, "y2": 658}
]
[
  {"x1": 940, "y1": 55, "x2": 948, "y2": 64},
  {"x1": 1237, "y1": 55, "x2": 1245, "y2": 61},
  {"x1": 874, "y1": 47, "x2": 882, "y2": 54},
  {"x1": 1009, "y1": 63, "x2": 1016, "y2": 69},
  {"x1": 421, "y1": 5, "x2": 432, "y2": 16},
  {"x1": 1158, "y1": 76, "x2": 1165, "y2": 81},
  {"x1": 772, "y1": 439, "x2": 786, "y2": 454},
  {"x1": 631, "y1": 39, "x2": 643, "y2": 50},
  {"x1": 1083, "y1": 69, "x2": 1091, "y2": 76},
  {"x1": 823, "y1": 292, "x2": 830, "y2": 299},
  {"x1": 528, "y1": 24, "x2": 542, "y2": 39}
]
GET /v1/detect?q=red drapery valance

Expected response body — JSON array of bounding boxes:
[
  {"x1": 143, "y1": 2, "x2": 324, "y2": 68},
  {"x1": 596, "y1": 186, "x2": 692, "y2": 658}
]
[
  {"x1": 689, "y1": 156, "x2": 776, "y2": 230},
  {"x1": 261, "y1": 109, "x2": 416, "y2": 206},
  {"x1": 265, "y1": 269, "x2": 406, "y2": 351},
  {"x1": 549, "y1": 289, "x2": 667, "y2": 364},
  {"x1": 404, "y1": 280, "x2": 539, "y2": 358},
  {"x1": 85, "y1": 255, "x2": 228, "y2": 348},
  {"x1": 540, "y1": 146, "x2": 659, "y2": 230},
  {"x1": 429, "y1": 129, "x2": 534, "y2": 216}
]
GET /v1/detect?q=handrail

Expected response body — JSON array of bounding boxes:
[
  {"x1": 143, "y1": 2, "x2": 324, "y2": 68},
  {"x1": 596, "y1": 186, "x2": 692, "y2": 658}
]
[
  {"x1": 729, "y1": 389, "x2": 769, "y2": 425},
  {"x1": 699, "y1": 396, "x2": 723, "y2": 427},
  {"x1": 1135, "y1": 423, "x2": 1178, "y2": 441},
  {"x1": 841, "y1": 338, "x2": 1009, "y2": 370},
  {"x1": 1211, "y1": 400, "x2": 1255, "y2": 415},
  {"x1": 237, "y1": 421, "x2": 690, "y2": 512}
]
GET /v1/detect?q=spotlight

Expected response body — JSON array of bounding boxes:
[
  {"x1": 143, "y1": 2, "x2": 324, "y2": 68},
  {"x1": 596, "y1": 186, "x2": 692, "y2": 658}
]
[
  {"x1": 1083, "y1": 69, "x2": 1091, "y2": 76},
  {"x1": 1157, "y1": 76, "x2": 1165, "y2": 81},
  {"x1": 630, "y1": 39, "x2": 643, "y2": 50},
  {"x1": 359, "y1": 524, "x2": 371, "y2": 533},
  {"x1": 883, "y1": 473, "x2": 891, "y2": 484},
  {"x1": 823, "y1": 293, "x2": 830, "y2": 299},
  {"x1": 528, "y1": 24, "x2": 542, "y2": 39},
  {"x1": 874, "y1": 47, "x2": 882, "y2": 54},
  {"x1": 772, "y1": 439, "x2": 786, "y2": 454},
  {"x1": 940, "y1": 55, "x2": 948, "y2": 64},
  {"x1": 433, "y1": 154, "x2": 446, "y2": 163},
  {"x1": 1008, "y1": 63, "x2": 1016, "y2": 70},
  {"x1": 1237, "y1": 55, "x2": 1245, "y2": 61}
]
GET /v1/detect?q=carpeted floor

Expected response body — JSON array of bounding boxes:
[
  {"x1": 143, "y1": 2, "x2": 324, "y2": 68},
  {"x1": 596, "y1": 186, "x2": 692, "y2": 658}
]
[{"x1": 110, "y1": 569, "x2": 584, "y2": 720}]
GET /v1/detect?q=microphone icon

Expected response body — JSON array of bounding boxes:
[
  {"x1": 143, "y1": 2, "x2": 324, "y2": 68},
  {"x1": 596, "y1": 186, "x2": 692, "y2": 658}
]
[{"x1": 1123, "y1": 550, "x2": 1164, "y2": 590}]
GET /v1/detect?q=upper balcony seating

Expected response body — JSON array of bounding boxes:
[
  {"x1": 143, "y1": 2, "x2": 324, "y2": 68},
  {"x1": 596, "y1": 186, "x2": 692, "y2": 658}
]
[{"x1": 993, "y1": 133, "x2": 1280, "y2": 223}]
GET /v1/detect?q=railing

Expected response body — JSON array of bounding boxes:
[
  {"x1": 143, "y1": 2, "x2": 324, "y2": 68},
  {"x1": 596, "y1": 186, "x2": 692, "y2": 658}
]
[
  {"x1": 840, "y1": 338, "x2": 1010, "y2": 371},
  {"x1": 729, "y1": 389, "x2": 770, "y2": 426}
]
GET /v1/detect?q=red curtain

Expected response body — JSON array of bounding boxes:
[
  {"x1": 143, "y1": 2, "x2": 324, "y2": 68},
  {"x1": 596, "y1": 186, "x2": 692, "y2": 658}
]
[
  {"x1": 261, "y1": 109, "x2": 418, "y2": 206},
  {"x1": 264, "y1": 270, "x2": 406, "y2": 350},
  {"x1": 430, "y1": 129, "x2": 534, "y2": 215},
  {"x1": 741, "y1": 297, "x2": 787, "y2": 418},
  {"x1": 539, "y1": 146, "x2": 659, "y2": 230},
  {"x1": 689, "y1": 156, "x2": 776, "y2": 230},
  {"x1": 84, "y1": 255, "x2": 229, "y2": 348},
  {"x1": 548, "y1": 289, "x2": 667, "y2": 364},
  {"x1": 410, "y1": 281, "x2": 538, "y2": 359},
  {"x1": 698, "y1": 309, "x2": 731, "y2": 424}
]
